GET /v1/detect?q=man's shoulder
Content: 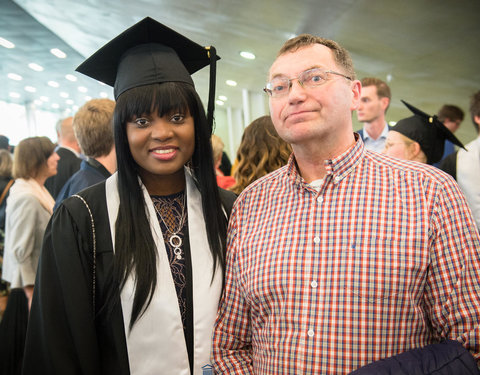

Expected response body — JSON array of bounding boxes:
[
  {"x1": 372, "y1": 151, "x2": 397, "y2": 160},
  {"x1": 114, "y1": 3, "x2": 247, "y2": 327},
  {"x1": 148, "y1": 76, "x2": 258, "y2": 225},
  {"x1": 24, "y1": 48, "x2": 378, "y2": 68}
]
[
  {"x1": 58, "y1": 180, "x2": 107, "y2": 217},
  {"x1": 364, "y1": 150, "x2": 454, "y2": 185},
  {"x1": 240, "y1": 165, "x2": 289, "y2": 197},
  {"x1": 57, "y1": 146, "x2": 77, "y2": 158}
]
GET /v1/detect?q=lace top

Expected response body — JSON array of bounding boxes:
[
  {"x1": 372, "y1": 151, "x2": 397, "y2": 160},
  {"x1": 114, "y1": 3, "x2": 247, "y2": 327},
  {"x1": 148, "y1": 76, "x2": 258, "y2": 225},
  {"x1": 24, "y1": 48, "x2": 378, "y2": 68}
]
[{"x1": 151, "y1": 191, "x2": 188, "y2": 328}]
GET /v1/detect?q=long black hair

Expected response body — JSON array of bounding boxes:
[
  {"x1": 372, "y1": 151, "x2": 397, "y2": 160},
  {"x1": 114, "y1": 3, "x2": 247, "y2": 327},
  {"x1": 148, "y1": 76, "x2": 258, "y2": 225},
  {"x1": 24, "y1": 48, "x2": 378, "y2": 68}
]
[{"x1": 111, "y1": 82, "x2": 227, "y2": 329}]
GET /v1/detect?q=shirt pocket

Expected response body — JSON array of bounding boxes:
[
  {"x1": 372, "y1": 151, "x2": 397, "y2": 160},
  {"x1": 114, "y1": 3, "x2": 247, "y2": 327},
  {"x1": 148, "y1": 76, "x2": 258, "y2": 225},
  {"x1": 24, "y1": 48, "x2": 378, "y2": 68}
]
[{"x1": 340, "y1": 235, "x2": 427, "y2": 305}]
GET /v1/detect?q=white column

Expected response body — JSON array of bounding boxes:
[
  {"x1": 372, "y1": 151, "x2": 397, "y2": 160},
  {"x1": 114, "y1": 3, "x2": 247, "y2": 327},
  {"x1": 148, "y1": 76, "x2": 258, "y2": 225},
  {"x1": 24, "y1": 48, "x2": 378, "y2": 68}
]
[
  {"x1": 249, "y1": 91, "x2": 268, "y2": 121},
  {"x1": 242, "y1": 88, "x2": 250, "y2": 128},
  {"x1": 227, "y1": 106, "x2": 235, "y2": 158},
  {"x1": 24, "y1": 101, "x2": 37, "y2": 136}
]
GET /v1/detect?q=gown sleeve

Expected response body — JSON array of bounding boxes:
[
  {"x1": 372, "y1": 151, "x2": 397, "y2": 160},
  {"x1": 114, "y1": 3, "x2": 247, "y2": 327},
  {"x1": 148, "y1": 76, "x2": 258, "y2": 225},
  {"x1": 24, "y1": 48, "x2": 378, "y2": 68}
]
[{"x1": 22, "y1": 202, "x2": 101, "y2": 374}]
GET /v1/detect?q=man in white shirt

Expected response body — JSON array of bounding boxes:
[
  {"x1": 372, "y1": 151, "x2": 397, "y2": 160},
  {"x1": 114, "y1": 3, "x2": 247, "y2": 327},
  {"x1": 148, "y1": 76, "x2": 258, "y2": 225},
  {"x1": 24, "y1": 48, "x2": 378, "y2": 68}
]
[
  {"x1": 440, "y1": 90, "x2": 480, "y2": 230},
  {"x1": 356, "y1": 77, "x2": 391, "y2": 152}
]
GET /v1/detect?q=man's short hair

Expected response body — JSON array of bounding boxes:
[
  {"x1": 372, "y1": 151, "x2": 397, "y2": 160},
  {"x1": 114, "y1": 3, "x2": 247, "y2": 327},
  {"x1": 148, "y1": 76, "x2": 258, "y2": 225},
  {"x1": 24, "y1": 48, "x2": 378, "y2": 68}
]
[
  {"x1": 360, "y1": 77, "x2": 391, "y2": 101},
  {"x1": 437, "y1": 104, "x2": 464, "y2": 122},
  {"x1": 56, "y1": 117, "x2": 76, "y2": 143},
  {"x1": 277, "y1": 34, "x2": 356, "y2": 80},
  {"x1": 470, "y1": 90, "x2": 480, "y2": 133},
  {"x1": 73, "y1": 99, "x2": 115, "y2": 158}
]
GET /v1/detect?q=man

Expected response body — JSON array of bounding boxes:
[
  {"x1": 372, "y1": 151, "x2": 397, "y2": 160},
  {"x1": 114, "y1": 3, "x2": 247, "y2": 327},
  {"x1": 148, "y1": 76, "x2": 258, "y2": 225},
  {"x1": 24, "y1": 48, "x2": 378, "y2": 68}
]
[
  {"x1": 44, "y1": 117, "x2": 82, "y2": 198},
  {"x1": 356, "y1": 77, "x2": 391, "y2": 152},
  {"x1": 440, "y1": 91, "x2": 480, "y2": 230},
  {"x1": 212, "y1": 34, "x2": 480, "y2": 374},
  {"x1": 54, "y1": 98, "x2": 116, "y2": 209},
  {"x1": 433, "y1": 104, "x2": 464, "y2": 167}
]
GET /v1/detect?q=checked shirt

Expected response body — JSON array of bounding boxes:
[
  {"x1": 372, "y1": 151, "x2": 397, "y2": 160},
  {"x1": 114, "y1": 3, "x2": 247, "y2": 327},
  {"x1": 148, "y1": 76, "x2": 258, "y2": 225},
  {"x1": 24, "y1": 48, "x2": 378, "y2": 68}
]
[{"x1": 212, "y1": 138, "x2": 480, "y2": 374}]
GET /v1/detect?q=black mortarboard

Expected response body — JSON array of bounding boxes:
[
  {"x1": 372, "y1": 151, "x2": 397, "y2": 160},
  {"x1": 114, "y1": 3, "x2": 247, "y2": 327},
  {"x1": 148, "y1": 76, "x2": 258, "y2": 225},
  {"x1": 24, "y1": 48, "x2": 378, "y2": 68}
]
[
  {"x1": 76, "y1": 17, "x2": 219, "y2": 126},
  {"x1": 393, "y1": 100, "x2": 465, "y2": 164}
]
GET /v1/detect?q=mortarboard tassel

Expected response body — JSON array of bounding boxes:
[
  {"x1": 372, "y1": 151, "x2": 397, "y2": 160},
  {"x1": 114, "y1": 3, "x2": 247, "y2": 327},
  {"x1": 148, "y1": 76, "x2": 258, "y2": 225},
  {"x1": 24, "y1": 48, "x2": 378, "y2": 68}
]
[{"x1": 206, "y1": 46, "x2": 217, "y2": 133}]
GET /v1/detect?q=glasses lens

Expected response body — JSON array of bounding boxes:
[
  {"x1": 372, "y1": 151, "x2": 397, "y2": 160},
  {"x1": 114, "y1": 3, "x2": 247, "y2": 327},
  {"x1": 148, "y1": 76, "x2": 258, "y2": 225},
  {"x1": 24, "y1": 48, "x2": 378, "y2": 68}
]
[
  {"x1": 267, "y1": 78, "x2": 289, "y2": 97},
  {"x1": 301, "y1": 69, "x2": 327, "y2": 87}
]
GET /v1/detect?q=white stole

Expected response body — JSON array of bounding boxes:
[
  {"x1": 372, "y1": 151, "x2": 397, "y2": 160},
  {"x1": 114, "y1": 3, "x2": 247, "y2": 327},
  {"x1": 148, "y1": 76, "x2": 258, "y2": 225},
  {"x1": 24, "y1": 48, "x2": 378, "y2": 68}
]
[
  {"x1": 457, "y1": 137, "x2": 480, "y2": 230},
  {"x1": 105, "y1": 169, "x2": 222, "y2": 374}
]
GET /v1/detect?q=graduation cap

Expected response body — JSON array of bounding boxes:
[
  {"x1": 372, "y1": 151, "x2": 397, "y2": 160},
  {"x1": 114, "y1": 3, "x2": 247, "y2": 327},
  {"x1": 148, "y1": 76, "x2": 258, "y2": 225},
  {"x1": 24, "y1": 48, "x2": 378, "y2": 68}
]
[
  {"x1": 76, "y1": 16, "x2": 219, "y2": 127},
  {"x1": 392, "y1": 100, "x2": 465, "y2": 164}
]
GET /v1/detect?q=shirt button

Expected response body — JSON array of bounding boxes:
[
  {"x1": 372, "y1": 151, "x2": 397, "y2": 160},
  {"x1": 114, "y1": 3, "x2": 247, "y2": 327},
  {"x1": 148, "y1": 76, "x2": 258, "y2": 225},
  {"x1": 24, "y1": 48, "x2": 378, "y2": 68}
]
[
  {"x1": 311, "y1": 281, "x2": 318, "y2": 288},
  {"x1": 307, "y1": 329, "x2": 315, "y2": 337},
  {"x1": 317, "y1": 196, "x2": 323, "y2": 203},
  {"x1": 334, "y1": 176, "x2": 341, "y2": 183},
  {"x1": 313, "y1": 236, "x2": 320, "y2": 244}
]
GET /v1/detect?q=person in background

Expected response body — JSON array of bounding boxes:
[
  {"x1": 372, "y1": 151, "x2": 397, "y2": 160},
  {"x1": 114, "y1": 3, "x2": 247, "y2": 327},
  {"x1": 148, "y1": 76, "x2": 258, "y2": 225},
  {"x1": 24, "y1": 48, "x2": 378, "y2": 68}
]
[
  {"x1": 230, "y1": 115, "x2": 291, "y2": 195},
  {"x1": 0, "y1": 137, "x2": 58, "y2": 375},
  {"x1": 433, "y1": 104, "x2": 464, "y2": 167},
  {"x1": 212, "y1": 34, "x2": 480, "y2": 374},
  {"x1": 44, "y1": 117, "x2": 82, "y2": 198},
  {"x1": 219, "y1": 151, "x2": 232, "y2": 176},
  {"x1": 440, "y1": 90, "x2": 480, "y2": 230},
  {"x1": 0, "y1": 135, "x2": 11, "y2": 153},
  {"x1": 0, "y1": 150, "x2": 13, "y2": 235},
  {"x1": 211, "y1": 134, "x2": 236, "y2": 189},
  {"x1": 23, "y1": 17, "x2": 236, "y2": 374},
  {"x1": 0, "y1": 150, "x2": 13, "y2": 317},
  {"x1": 383, "y1": 100, "x2": 465, "y2": 165},
  {"x1": 356, "y1": 77, "x2": 392, "y2": 152},
  {"x1": 54, "y1": 98, "x2": 116, "y2": 209}
]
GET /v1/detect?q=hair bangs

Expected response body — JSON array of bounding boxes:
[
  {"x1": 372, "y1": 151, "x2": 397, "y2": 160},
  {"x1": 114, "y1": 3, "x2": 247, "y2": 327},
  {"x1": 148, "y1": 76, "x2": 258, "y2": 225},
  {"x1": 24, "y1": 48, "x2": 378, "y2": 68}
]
[{"x1": 116, "y1": 82, "x2": 196, "y2": 125}]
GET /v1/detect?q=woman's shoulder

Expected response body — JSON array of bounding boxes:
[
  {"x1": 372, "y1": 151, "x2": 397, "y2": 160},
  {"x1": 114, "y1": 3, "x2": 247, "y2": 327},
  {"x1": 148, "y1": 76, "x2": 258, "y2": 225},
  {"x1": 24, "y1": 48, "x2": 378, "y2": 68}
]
[
  {"x1": 218, "y1": 188, "x2": 237, "y2": 218},
  {"x1": 59, "y1": 181, "x2": 108, "y2": 220}
]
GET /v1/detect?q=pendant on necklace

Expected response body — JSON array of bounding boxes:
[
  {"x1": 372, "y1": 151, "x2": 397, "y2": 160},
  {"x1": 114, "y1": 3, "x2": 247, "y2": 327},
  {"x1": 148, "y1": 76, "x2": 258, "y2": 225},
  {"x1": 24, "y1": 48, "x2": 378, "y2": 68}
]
[{"x1": 170, "y1": 234, "x2": 183, "y2": 260}]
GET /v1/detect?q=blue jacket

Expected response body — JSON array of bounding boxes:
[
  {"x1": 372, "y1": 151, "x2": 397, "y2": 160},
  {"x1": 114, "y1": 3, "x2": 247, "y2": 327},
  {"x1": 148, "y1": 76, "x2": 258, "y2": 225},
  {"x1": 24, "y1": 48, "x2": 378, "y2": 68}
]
[
  {"x1": 54, "y1": 158, "x2": 111, "y2": 211},
  {"x1": 349, "y1": 340, "x2": 479, "y2": 374}
]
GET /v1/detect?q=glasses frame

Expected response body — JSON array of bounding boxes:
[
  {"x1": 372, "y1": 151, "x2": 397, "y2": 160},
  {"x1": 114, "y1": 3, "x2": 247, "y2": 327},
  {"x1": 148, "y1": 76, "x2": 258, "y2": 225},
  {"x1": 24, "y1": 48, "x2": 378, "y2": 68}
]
[{"x1": 263, "y1": 68, "x2": 352, "y2": 98}]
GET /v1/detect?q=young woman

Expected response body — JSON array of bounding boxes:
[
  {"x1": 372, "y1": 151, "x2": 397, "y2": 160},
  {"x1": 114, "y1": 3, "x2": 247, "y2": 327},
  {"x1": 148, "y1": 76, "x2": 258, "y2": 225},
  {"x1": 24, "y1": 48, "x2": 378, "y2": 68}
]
[
  {"x1": 231, "y1": 115, "x2": 292, "y2": 194},
  {"x1": 23, "y1": 18, "x2": 235, "y2": 375}
]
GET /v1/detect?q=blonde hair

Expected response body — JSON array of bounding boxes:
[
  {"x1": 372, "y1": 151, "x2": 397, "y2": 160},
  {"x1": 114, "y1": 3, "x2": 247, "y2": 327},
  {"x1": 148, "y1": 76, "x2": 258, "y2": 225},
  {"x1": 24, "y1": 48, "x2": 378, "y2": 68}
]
[
  {"x1": 13, "y1": 137, "x2": 55, "y2": 179},
  {"x1": 0, "y1": 150, "x2": 12, "y2": 178},
  {"x1": 73, "y1": 98, "x2": 115, "y2": 158},
  {"x1": 211, "y1": 134, "x2": 225, "y2": 165},
  {"x1": 231, "y1": 116, "x2": 292, "y2": 194}
]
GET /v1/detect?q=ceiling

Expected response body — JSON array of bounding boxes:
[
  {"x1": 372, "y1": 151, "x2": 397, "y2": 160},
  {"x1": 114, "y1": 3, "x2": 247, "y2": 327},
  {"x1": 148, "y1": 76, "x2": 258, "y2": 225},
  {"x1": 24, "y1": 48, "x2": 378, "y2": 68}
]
[{"x1": 1, "y1": 0, "x2": 480, "y2": 142}]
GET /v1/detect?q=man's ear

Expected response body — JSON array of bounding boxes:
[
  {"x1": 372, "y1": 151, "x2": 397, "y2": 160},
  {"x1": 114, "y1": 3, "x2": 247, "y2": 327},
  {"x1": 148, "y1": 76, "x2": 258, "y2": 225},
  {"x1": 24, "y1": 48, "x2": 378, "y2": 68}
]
[
  {"x1": 350, "y1": 80, "x2": 362, "y2": 111},
  {"x1": 407, "y1": 141, "x2": 422, "y2": 159},
  {"x1": 380, "y1": 97, "x2": 390, "y2": 112},
  {"x1": 474, "y1": 115, "x2": 480, "y2": 128}
]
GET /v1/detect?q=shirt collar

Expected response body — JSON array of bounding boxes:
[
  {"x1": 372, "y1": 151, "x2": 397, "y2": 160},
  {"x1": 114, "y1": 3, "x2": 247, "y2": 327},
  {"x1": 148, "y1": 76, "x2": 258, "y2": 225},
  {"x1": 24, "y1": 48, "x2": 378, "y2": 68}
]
[
  {"x1": 286, "y1": 133, "x2": 365, "y2": 188},
  {"x1": 55, "y1": 145, "x2": 81, "y2": 157},
  {"x1": 363, "y1": 122, "x2": 389, "y2": 140}
]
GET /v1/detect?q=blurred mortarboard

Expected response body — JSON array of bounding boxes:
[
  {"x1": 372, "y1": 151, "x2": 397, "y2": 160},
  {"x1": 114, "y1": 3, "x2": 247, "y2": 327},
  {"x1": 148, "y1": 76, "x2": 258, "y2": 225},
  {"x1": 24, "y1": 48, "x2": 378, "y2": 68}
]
[
  {"x1": 393, "y1": 100, "x2": 465, "y2": 164},
  {"x1": 76, "y1": 17, "x2": 219, "y2": 126}
]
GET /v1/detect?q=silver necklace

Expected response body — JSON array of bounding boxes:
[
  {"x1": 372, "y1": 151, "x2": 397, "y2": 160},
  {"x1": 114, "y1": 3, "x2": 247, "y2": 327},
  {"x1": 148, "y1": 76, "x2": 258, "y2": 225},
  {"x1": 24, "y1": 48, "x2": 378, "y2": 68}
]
[{"x1": 153, "y1": 193, "x2": 187, "y2": 260}]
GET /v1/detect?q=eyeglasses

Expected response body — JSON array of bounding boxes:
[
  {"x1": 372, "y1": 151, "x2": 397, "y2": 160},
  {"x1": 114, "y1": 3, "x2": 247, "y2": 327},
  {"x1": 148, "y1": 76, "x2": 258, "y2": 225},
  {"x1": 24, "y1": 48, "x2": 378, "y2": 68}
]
[{"x1": 264, "y1": 68, "x2": 352, "y2": 98}]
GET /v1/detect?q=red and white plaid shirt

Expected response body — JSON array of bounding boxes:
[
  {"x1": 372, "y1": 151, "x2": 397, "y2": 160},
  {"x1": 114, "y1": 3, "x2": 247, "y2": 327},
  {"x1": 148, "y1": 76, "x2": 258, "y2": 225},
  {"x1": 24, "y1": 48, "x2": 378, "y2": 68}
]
[{"x1": 212, "y1": 138, "x2": 480, "y2": 374}]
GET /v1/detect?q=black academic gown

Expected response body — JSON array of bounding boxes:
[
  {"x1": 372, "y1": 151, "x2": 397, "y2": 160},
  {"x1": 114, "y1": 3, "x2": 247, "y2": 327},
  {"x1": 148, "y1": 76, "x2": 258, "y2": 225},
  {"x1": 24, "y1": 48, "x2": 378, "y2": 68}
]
[
  {"x1": 23, "y1": 181, "x2": 236, "y2": 375},
  {"x1": 22, "y1": 182, "x2": 130, "y2": 374}
]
